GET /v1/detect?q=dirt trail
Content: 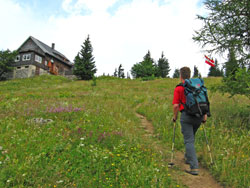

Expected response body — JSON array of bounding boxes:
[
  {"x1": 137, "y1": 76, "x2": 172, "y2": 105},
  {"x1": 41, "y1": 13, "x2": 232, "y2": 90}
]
[{"x1": 135, "y1": 111, "x2": 224, "y2": 188}]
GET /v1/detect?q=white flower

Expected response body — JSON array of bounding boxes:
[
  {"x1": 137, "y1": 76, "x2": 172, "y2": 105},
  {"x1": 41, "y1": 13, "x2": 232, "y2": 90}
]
[
  {"x1": 56, "y1": 180, "x2": 63, "y2": 183},
  {"x1": 80, "y1": 137, "x2": 85, "y2": 140},
  {"x1": 0, "y1": 161, "x2": 2, "y2": 164},
  {"x1": 7, "y1": 180, "x2": 11, "y2": 183},
  {"x1": 0, "y1": 146, "x2": 2, "y2": 150},
  {"x1": 80, "y1": 144, "x2": 85, "y2": 147}
]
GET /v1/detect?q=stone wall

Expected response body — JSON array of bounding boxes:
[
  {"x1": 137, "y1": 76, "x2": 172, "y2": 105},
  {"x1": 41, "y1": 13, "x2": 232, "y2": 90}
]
[{"x1": 13, "y1": 65, "x2": 36, "y2": 79}]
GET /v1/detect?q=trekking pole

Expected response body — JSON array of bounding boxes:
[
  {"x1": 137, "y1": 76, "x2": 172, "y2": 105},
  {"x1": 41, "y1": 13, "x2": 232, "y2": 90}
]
[
  {"x1": 168, "y1": 122, "x2": 177, "y2": 168},
  {"x1": 202, "y1": 123, "x2": 216, "y2": 167}
]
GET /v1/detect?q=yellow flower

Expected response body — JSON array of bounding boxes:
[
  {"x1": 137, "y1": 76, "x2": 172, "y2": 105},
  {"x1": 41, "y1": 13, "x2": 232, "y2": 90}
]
[
  {"x1": 112, "y1": 163, "x2": 115, "y2": 166},
  {"x1": 168, "y1": 174, "x2": 171, "y2": 176},
  {"x1": 54, "y1": 185, "x2": 56, "y2": 188},
  {"x1": 117, "y1": 154, "x2": 120, "y2": 157},
  {"x1": 176, "y1": 185, "x2": 180, "y2": 187}
]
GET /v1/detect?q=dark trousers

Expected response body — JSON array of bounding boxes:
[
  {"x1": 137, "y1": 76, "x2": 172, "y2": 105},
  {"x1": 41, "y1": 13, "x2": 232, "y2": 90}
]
[{"x1": 180, "y1": 111, "x2": 203, "y2": 169}]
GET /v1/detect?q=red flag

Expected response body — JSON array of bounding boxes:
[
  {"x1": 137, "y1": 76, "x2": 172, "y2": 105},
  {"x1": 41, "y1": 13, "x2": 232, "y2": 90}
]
[{"x1": 205, "y1": 55, "x2": 215, "y2": 67}]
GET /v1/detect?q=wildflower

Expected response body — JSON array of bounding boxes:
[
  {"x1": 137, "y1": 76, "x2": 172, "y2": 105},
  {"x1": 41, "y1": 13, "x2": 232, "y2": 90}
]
[
  {"x1": 168, "y1": 174, "x2": 171, "y2": 176},
  {"x1": 80, "y1": 144, "x2": 85, "y2": 147},
  {"x1": 80, "y1": 137, "x2": 85, "y2": 140},
  {"x1": 176, "y1": 185, "x2": 180, "y2": 187},
  {"x1": 112, "y1": 163, "x2": 115, "y2": 166},
  {"x1": 54, "y1": 185, "x2": 57, "y2": 188},
  {"x1": 7, "y1": 180, "x2": 11, "y2": 183},
  {"x1": 56, "y1": 180, "x2": 63, "y2": 183},
  {"x1": 117, "y1": 154, "x2": 120, "y2": 157},
  {"x1": 0, "y1": 146, "x2": 2, "y2": 150}
]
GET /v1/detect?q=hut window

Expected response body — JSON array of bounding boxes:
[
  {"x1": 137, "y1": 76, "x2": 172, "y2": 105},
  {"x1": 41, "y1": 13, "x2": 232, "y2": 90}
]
[
  {"x1": 35, "y1": 55, "x2": 42, "y2": 63},
  {"x1": 15, "y1": 55, "x2": 20, "y2": 62},
  {"x1": 22, "y1": 54, "x2": 31, "y2": 61}
]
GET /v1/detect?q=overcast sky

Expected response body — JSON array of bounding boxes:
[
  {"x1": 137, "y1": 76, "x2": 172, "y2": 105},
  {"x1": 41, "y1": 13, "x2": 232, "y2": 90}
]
[{"x1": 0, "y1": 0, "x2": 224, "y2": 77}]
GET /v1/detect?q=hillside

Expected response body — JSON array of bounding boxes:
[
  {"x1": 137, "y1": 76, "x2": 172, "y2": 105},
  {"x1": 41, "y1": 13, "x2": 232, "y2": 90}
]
[{"x1": 0, "y1": 75, "x2": 249, "y2": 187}]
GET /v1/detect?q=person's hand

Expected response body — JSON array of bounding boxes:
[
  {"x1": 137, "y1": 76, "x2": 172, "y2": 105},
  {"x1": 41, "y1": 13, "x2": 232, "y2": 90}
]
[
  {"x1": 172, "y1": 117, "x2": 177, "y2": 123},
  {"x1": 202, "y1": 114, "x2": 207, "y2": 123}
]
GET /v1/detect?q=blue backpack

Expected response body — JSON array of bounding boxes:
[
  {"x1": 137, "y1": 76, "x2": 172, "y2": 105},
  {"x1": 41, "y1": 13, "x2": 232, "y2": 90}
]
[{"x1": 177, "y1": 78, "x2": 211, "y2": 117}]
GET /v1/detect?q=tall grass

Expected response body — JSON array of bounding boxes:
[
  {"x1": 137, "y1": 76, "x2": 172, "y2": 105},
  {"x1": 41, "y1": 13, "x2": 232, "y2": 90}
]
[
  {"x1": 0, "y1": 75, "x2": 249, "y2": 187},
  {"x1": 0, "y1": 75, "x2": 182, "y2": 187},
  {"x1": 136, "y1": 77, "x2": 250, "y2": 188}
]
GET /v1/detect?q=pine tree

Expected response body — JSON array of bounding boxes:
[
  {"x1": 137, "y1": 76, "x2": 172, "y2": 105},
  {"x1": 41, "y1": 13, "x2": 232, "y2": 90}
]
[
  {"x1": 127, "y1": 72, "x2": 131, "y2": 79},
  {"x1": 173, "y1": 68, "x2": 180, "y2": 78},
  {"x1": 118, "y1": 64, "x2": 125, "y2": 78},
  {"x1": 193, "y1": 0, "x2": 249, "y2": 97},
  {"x1": 193, "y1": 65, "x2": 200, "y2": 78},
  {"x1": 156, "y1": 52, "x2": 170, "y2": 78},
  {"x1": 193, "y1": 0, "x2": 249, "y2": 63},
  {"x1": 131, "y1": 50, "x2": 156, "y2": 78},
  {"x1": 73, "y1": 35, "x2": 97, "y2": 80},
  {"x1": 113, "y1": 68, "x2": 118, "y2": 77},
  {"x1": 208, "y1": 59, "x2": 223, "y2": 77},
  {"x1": 224, "y1": 49, "x2": 239, "y2": 77}
]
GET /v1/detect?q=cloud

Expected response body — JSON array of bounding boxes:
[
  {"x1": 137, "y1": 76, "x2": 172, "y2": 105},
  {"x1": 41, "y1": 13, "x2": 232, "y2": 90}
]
[
  {"x1": 62, "y1": 0, "x2": 118, "y2": 15},
  {"x1": 1, "y1": 0, "x2": 220, "y2": 77}
]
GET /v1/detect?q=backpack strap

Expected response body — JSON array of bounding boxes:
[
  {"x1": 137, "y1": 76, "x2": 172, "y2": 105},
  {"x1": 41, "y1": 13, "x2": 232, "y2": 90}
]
[
  {"x1": 176, "y1": 83, "x2": 183, "y2": 87},
  {"x1": 175, "y1": 83, "x2": 184, "y2": 106}
]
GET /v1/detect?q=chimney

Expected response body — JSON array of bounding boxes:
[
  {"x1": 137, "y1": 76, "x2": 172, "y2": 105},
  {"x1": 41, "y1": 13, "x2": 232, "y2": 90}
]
[{"x1": 52, "y1": 43, "x2": 55, "y2": 50}]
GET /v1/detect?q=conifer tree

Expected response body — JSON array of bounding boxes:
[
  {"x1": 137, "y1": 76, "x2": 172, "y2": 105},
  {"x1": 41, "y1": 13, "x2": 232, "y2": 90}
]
[
  {"x1": 73, "y1": 35, "x2": 97, "y2": 80},
  {"x1": 173, "y1": 68, "x2": 180, "y2": 78},
  {"x1": 208, "y1": 59, "x2": 223, "y2": 77},
  {"x1": 224, "y1": 49, "x2": 239, "y2": 77},
  {"x1": 193, "y1": 65, "x2": 200, "y2": 78},
  {"x1": 156, "y1": 52, "x2": 170, "y2": 78},
  {"x1": 131, "y1": 51, "x2": 156, "y2": 78},
  {"x1": 118, "y1": 64, "x2": 125, "y2": 78},
  {"x1": 127, "y1": 72, "x2": 131, "y2": 79},
  {"x1": 113, "y1": 68, "x2": 118, "y2": 77},
  {"x1": 193, "y1": 0, "x2": 249, "y2": 97}
]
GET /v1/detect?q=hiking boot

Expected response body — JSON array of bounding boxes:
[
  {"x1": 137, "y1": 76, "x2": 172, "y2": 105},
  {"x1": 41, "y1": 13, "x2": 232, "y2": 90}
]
[{"x1": 185, "y1": 169, "x2": 199, "y2": 176}]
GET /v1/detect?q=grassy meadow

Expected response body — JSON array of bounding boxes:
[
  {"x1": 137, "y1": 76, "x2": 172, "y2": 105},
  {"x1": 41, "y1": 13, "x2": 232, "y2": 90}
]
[{"x1": 0, "y1": 75, "x2": 249, "y2": 187}]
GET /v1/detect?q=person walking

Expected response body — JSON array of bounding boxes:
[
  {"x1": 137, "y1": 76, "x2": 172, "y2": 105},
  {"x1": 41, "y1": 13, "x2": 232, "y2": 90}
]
[{"x1": 172, "y1": 66, "x2": 207, "y2": 175}]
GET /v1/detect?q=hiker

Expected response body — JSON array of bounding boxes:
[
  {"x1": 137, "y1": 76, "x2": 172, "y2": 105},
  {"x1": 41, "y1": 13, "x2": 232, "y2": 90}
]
[{"x1": 172, "y1": 66, "x2": 207, "y2": 175}]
